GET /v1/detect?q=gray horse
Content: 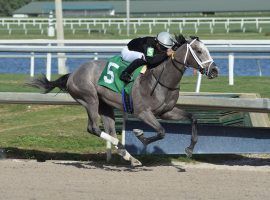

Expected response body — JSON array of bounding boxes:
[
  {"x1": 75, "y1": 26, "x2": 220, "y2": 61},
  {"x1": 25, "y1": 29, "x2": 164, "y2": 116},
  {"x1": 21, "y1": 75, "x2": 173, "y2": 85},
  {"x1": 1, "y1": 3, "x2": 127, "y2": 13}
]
[{"x1": 28, "y1": 36, "x2": 218, "y2": 166}]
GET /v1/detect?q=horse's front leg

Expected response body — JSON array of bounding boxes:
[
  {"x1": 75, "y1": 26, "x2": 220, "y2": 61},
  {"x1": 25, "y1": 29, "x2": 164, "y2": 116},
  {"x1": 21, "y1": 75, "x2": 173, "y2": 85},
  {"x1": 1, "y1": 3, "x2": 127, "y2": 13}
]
[
  {"x1": 136, "y1": 110, "x2": 166, "y2": 145},
  {"x1": 159, "y1": 107, "x2": 198, "y2": 157}
]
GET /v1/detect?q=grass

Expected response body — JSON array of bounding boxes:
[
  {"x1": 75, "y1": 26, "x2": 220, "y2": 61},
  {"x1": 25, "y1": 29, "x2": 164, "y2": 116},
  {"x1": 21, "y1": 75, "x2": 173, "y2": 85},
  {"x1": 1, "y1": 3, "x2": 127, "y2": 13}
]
[
  {"x1": 0, "y1": 104, "x2": 106, "y2": 153},
  {"x1": 0, "y1": 74, "x2": 106, "y2": 155},
  {"x1": 0, "y1": 74, "x2": 269, "y2": 163},
  {"x1": 181, "y1": 76, "x2": 270, "y2": 98}
]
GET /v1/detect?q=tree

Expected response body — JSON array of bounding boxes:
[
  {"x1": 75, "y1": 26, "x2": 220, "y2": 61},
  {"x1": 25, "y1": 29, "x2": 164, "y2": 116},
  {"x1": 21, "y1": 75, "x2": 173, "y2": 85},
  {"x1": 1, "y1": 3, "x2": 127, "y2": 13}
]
[{"x1": 0, "y1": 0, "x2": 32, "y2": 16}]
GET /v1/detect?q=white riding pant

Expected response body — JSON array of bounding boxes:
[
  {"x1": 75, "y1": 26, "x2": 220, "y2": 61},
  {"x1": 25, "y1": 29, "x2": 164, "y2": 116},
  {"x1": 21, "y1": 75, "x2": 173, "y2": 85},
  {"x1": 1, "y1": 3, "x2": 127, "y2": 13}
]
[{"x1": 121, "y1": 46, "x2": 145, "y2": 62}]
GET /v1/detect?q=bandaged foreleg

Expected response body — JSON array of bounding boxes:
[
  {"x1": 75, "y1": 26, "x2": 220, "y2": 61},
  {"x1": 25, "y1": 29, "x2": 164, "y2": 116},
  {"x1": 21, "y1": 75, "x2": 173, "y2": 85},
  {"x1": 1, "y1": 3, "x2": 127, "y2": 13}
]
[{"x1": 100, "y1": 131, "x2": 119, "y2": 146}]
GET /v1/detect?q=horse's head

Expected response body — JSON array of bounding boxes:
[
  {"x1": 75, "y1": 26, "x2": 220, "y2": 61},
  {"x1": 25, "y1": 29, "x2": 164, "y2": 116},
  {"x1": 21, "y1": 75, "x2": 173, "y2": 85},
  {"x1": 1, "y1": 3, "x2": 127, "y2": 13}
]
[{"x1": 174, "y1": 35, "x2": 218, "y2": 79}]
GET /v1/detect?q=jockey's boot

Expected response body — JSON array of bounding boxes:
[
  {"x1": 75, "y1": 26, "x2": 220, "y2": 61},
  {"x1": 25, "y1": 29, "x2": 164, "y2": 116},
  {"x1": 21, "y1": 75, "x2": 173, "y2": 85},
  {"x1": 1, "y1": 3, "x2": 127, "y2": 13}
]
[{"x1": 120, "y1": 71, "x2": 132, "y2": 83}]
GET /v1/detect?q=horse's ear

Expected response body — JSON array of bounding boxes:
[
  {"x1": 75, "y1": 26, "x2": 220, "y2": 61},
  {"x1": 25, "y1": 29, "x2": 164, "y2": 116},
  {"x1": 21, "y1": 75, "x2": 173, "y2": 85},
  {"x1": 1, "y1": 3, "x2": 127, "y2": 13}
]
[
  {"x1": 190, "y1": 36, "x2": 200, "y2": 41},
  {"x1": 174, "y1": 33, "x2": 187, "y2": 47}
]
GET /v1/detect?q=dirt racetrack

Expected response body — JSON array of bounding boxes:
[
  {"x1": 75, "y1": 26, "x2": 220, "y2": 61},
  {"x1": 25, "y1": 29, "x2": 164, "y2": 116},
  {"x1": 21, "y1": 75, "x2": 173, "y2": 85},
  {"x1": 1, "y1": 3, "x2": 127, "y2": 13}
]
[{"x1": 0, "y1": 159, "x2": 269, "y2": 200}]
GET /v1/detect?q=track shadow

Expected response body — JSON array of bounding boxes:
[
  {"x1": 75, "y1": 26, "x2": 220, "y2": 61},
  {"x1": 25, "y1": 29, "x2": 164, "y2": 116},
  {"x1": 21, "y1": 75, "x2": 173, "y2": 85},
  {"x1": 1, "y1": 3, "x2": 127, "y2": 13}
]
[
  {"x1": 193, "y1": 154, "x2": 270, "y2": 167},
  {"x1": 1, "y1": 147, "x2": 186, "y2": 172},
  {"x1": 2, "y1": 147, "x2": 107, "y2": 162},
  {"x1": 53, "y1": 161, "x2": 153, "y2": 172},
  {"x1": 4, "y1": 147, "x2": 267, "y2": 169}
]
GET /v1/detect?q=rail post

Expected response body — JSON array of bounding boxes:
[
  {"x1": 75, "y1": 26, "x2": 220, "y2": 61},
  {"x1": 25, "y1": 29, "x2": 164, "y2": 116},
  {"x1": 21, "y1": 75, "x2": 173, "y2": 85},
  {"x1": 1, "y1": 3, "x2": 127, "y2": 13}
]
[
  {"x1": 106, "y1": 141, "x2": 112, "y2": 162},
  {"x1": 30, "y1": 52, "x2": 35, "y2": 77},
  {"x1": 195, "y1": 72, "x2": 202, "y2": 93},
  {"x1": 46, "y1": 44, "x2": 52, "y2": 81},
  {"x1": 228, "y1": 53, "x2": 234, "y2": 85}
]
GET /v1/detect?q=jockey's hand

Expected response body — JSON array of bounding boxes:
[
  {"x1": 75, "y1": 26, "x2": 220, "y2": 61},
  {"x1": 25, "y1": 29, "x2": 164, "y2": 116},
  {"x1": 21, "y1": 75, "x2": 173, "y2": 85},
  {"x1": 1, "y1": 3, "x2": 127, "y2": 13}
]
[{"x1": 166, "y1": 48, "x2": 174, "y2": 57}]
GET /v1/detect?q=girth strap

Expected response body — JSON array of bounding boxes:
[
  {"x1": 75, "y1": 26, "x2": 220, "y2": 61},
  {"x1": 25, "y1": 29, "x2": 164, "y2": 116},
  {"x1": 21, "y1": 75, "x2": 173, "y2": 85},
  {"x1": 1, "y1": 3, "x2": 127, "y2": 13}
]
[{"x1": 121, "y1": 89, "x2": 133, "y2": 114}]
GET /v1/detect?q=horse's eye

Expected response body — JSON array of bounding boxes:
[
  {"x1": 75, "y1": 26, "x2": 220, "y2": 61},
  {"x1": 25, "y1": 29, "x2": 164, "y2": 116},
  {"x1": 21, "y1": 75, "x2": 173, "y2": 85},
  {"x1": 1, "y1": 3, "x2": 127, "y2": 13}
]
[{"x1": 197, "y1": 50, "x2": 202, "y2": 54}]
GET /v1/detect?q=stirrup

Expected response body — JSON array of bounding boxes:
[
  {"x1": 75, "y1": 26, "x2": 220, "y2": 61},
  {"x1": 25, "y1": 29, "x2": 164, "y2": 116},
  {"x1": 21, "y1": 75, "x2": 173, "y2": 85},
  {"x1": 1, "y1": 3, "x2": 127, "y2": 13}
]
[{"x1": 120, "y1": 72, "x2": 132, "y2": 83}]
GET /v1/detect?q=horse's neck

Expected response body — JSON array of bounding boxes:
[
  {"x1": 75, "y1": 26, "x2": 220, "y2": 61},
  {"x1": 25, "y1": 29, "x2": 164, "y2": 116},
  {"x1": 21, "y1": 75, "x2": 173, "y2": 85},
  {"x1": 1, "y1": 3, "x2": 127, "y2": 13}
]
[{"x1": 151, "y1": 47, "x2": 187, "y2": 90}]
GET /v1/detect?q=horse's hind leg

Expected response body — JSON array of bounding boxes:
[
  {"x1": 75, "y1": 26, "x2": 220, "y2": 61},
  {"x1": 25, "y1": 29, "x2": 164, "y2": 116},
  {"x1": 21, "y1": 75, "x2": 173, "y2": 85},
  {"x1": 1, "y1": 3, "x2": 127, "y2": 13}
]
[
  {"x1": 99, "y1": 100, "x2": 116, "y2": 160},
  {"x1": 76, "y1": 96, "x2": 101, "y2": 137},
  {"x1": 99, "y1": 101, "x2": 142, "y2": 167},
  {"x1": 160, "y1": 107, "x2": 198, "y2": 157},
  {"x1": 99, "y1": 100, "x2": 117, "y2": 138},
  {"x1": 69, "y1": 80, "x2": 141, "y2": 166}
]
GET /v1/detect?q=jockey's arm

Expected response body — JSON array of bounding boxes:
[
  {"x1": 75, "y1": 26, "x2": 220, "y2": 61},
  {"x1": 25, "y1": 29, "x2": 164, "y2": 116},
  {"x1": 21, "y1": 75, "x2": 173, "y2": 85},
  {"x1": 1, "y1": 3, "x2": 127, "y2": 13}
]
[
  {"x1": 145, "y1": 53, "x2": 167, "y2": 69},
  {"x1": 145, "y1": 48, "x2": 174, "y2": 69}
]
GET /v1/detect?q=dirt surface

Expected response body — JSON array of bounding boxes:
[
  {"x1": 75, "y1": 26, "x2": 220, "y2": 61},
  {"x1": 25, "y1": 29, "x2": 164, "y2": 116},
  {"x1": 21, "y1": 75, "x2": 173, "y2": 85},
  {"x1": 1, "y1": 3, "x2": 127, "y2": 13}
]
[{"x1": 0, "y1": 159, "x2": 269, "y2": 200}]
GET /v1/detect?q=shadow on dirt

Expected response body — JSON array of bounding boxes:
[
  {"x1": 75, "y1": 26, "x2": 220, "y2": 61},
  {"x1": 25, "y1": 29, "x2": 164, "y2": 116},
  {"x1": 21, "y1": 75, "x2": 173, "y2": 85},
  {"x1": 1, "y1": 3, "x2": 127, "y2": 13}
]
[
  {"x1": 193, "y1": 154, "x2": 270, "y2": 166},
  {"x1": 53, "y1": 161, "x2": 155, "y2": 172},
  {"x1": 1, "y1": 147, "x2": 269, "y2": 170},
  {"x1": 1, "y1": 147, "x2": 187, "y2": 172}
]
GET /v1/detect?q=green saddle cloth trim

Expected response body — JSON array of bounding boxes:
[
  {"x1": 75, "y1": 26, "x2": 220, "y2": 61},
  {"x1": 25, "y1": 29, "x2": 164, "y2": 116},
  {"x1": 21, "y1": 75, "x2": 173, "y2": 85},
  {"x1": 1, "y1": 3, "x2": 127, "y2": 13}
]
[{"x1": 98, "y1": 56, "x2": 143, "y2": 95}]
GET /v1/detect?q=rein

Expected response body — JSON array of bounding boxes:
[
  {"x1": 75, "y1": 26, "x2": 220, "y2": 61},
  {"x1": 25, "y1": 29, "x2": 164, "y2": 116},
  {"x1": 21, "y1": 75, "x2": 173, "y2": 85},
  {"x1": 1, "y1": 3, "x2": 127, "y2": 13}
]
[
  {"x1": 150, "y1": 57, "x2": 186, "y2": 96},
  {"x1": 150, "y1": 45, "x2": 188, "y2": 96},
  {"x1": 171, "y1": 56, "x2": 187, "y2": 74},
  {"x1": 150, "y1": 62, "x2": 180, "y2": 96},
  {"x1": 150, "y1": 39, "x2": 214, "y2": 95}
]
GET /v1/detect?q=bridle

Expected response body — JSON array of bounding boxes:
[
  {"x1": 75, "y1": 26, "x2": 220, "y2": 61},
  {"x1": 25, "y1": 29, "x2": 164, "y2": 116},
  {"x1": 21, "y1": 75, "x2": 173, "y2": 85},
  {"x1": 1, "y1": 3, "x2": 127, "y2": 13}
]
[
  {"x1": 151, "y1": 39, "x2": 214, "y2": 95},
  {"x1": 182, "y1": 39, "x2": 214, "y2": 75}
]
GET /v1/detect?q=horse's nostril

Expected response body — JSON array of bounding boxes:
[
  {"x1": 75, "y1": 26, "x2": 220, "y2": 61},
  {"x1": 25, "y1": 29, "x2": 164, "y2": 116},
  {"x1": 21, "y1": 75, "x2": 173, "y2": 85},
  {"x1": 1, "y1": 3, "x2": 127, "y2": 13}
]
[{"x1": 208, "y1": 68, "x2": 218, "y2": 79}]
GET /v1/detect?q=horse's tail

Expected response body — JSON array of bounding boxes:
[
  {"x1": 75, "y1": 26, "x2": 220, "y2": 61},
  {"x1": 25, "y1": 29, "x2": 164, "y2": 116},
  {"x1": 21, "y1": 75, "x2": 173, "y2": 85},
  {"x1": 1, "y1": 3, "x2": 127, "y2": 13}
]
[{"x1": 26, "y1": 73, "x2": 70, "y2": 94}]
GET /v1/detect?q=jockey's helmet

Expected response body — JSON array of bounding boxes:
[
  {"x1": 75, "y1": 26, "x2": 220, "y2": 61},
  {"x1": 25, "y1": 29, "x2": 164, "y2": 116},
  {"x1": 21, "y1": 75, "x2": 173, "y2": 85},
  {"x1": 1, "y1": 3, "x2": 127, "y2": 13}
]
[{"x1": 156, "y1": 32, "x2": 175, "y2": 49}]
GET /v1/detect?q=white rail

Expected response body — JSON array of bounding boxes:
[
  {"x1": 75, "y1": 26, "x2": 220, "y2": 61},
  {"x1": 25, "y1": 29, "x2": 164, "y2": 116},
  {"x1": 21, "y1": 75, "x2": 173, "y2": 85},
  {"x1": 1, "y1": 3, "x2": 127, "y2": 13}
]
[
  {"x1": 2, "y1": 17, "x2": 270, "y2": 23},
  {"x1": 0, "y1": 17, "x2": 270, "y2": 35},
  {"x1": 0, "y1": 39, "x2": 270, "y2": 45},
  {"x1": 1, "y1": 45, "x2": 270, "y2": 53}
]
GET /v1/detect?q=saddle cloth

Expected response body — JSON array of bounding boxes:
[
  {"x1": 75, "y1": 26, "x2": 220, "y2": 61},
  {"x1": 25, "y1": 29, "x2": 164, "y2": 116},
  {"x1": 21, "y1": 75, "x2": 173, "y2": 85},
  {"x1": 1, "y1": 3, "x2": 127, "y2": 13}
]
[{"x1": 98, "y1": 55, "x2": 144, "y2": 95}]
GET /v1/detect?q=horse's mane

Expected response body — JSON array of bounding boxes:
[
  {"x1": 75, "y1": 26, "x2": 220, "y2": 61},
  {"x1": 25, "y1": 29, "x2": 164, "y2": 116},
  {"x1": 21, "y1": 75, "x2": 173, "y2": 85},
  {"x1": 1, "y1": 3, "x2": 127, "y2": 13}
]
[
  {"x1": 174, "y1": 34, "x2": 186, "y2": 46},
  {"x1": 190, "y1": 36, "x2": 200, "y2": 41},
  {"x1": 173, "y1": 34, "x2": 201, "y2": 50}
]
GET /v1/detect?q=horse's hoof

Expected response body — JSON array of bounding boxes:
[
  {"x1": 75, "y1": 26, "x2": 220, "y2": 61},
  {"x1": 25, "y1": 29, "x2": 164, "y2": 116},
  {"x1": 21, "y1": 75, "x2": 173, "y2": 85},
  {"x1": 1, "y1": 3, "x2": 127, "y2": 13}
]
[
  {"x1": 133, "y1": 129, "x2": 143, "y2": 137},
  {"x1": 185, "y1": 147, "x2": 193, "y2": 158},
  {"x1": 133, "y1": 129, "x2": 148, "y2": 146},
  {"x1": 131, "y1": 157, "x2": 142, "y2": 167}
]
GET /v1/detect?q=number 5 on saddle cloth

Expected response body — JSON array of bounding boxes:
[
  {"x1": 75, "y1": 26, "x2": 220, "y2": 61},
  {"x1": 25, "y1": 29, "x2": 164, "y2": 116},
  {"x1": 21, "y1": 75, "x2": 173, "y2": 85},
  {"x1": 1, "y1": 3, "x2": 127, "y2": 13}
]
[{"x1": 98, "y1": 56, "x2": 145, "y2": 114}]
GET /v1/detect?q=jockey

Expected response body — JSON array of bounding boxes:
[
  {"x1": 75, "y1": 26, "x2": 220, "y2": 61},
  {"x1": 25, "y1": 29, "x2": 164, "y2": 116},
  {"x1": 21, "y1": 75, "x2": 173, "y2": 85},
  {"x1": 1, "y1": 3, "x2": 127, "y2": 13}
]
[{"x1": 120, "y1": 32, "x2": 176, "y2": 83}]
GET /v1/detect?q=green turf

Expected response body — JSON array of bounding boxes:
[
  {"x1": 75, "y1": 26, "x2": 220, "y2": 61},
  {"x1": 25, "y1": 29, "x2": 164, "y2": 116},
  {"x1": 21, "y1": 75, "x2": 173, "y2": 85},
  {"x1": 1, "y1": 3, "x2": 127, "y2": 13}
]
[{"x1": 181, "y1": 76, "x2": 270, "y2": 98}]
